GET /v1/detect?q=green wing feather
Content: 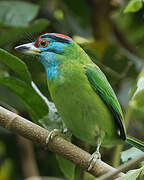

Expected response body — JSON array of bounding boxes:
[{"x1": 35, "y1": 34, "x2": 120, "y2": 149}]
[{"x1": 85, "y1": 64, "x2": 126, "y2": 140}]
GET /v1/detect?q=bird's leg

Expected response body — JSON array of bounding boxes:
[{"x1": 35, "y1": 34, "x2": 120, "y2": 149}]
[
  {"x1": 88, "y1": 137, "x2": 101, "y2": 171},
  {"x1": 46, "y1": 129, "x2": 61, "y2": 145}
]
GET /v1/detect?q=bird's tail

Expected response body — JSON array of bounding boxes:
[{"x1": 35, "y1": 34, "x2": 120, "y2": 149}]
[{"x1": 126, "y1": 136, "x2": 144, "y2": 152}]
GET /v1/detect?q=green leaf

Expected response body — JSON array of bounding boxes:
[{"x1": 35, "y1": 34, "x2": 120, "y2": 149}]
[
  {"x1": 0, "y1": 159, "x2": 13, "y2": 180},
  {"x1": 62, "y1": 0, "x2": 90, "y2": 27},
  {"x1": 130, "y1": 68, "x2": 144, "y2": 113},
  {"x1": 0, "y1": 77, "x2": 48, "y2": 122},
  {"x1": 0, "y1": 19, "x2": 50, "y2": 46},
  {"x1": 126, "y1": 68, "x2": 144, "y2": 123},
  {"x1": 0, "y1": 48, "x2": 31, "y2": 84},
  {"x1": 116, "y1": 168, "x2": 142, "y2": 180},
  {"x1": 0, "y1": 1, "x2": 39, "y2": 27},
  {"x1": 56, "y1": 155, "x2": 75, "y2": 180},
  {"x1": 124, "y1": 0, "x2": 143, "y2": 13},
  {"x1": 137, "y1": 168, "x2": 144, "y2": 180},
  {"x1": 121, "y1": 147, "x2": 144, "y2": 163}
]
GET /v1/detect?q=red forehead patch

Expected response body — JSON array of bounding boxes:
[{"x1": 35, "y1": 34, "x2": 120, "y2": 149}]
[
  {"x1": 53, "y1": 33, "x2": 72, "y2": 40},
  {"x1": 35, "y1": 33, "x2": 72, "y2": 47},
  {"x1": 35, "y1": 35, "x2": 42, "y2": 47}
]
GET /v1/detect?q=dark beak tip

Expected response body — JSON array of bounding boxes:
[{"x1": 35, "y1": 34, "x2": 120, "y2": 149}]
[
  {"x1": 14, "y1": 46, "x2": 18, "y2": 50},
  {"x1": 14, "y1": 45, "x2": 21, "y2": 52}
]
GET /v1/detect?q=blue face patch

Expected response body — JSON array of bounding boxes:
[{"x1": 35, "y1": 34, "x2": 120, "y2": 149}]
[
  {"x1": 37, "y1": 51, "x2": 60, "y2": 80},
  {"x1": 35, "y1": 34, "x2": 72, "y2": 80},
  {"x1": 39, "y1": 39, "x2": 68, "y2": 54}
]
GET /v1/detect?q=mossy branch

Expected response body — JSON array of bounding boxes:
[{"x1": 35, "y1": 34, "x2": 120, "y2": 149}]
[{"x1": 0, "y1": 106, "x2": 124, "y2": 178}]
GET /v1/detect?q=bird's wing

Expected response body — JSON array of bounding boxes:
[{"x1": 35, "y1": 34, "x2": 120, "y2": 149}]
[{"x1": 85, "y1": 64, "x2": 126, "y2": 140}]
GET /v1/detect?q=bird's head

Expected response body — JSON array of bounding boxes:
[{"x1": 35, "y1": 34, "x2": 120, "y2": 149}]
[
  {"x1": 15, "y1": 33, "x2": 73, "y2": 61},
  {"x1": 15, "y1": 33, "x2": 75, "y2": 79},
  {"x1": 15, "y1": 33, "x2": 89, "y2": 80}
]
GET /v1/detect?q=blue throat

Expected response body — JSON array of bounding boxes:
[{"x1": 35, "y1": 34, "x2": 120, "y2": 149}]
[
  {"x1": 37, "y1": 52, "x2": 60, "y2": 80},
  {"x1": 46, "y1": 62, "x2": 59, "y2": 80},
  {"x1": 36, "y1": 40, "x2": 71, "y2": 80}
]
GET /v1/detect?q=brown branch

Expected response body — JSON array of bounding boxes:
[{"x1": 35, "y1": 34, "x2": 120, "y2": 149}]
[
  {"x1": 86, "y1": 0, "x2": 111, "y2": 40},
  {"x1": 17, "y1": 136, "x2": 39, "y2": 178},
  {"x1": 0, "y1": 106, "x2": 125, "y2": 178},
  {"x1": 99, "y1": 154, "x2": 144, "y2": 180},
  {"x1": 112, "y1": 21, "x2": 137, "y2": 55}
]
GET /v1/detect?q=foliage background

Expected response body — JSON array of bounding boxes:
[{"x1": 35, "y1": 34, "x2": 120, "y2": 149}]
[{"x1": 0, "y1": 0, "x2": 144, "y2": 179}]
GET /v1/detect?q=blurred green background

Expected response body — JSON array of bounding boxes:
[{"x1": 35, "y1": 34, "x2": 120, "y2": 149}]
[{"x1": 0, "y1": 0, "x2": 144, "y2": 179}]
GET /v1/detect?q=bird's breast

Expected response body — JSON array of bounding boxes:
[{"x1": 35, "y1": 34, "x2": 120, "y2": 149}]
[{"x1": 47, "y1": 63, "x2": 121, "y2": 146}]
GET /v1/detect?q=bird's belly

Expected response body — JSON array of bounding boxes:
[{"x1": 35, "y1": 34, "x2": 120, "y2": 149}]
[{"x1": 48, "y1": 80, "x2": 122, "y2": 146}]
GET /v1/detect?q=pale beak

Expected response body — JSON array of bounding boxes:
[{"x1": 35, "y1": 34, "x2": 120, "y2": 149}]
[{"x1": 15, "y1": 43, "x2": 41, "y2": 55}]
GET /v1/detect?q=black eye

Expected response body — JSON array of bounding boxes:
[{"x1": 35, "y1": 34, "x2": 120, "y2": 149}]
[{"x1": 39, "y1": 40, "x2": 49, "y2": 48}]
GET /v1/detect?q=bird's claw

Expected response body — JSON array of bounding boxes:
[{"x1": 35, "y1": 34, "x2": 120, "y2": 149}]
[
  {"x1": 46, "y1": 129, "x2": 61, "y2": 145},
  {"x1": 88, "y1": 151, "x2": 101, "y2": 171},
  {"x1": 63, "y1": 128, "x2": 72, "y2": 139}
]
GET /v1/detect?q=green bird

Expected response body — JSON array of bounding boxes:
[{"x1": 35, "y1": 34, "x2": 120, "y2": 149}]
[{"x1": 15, "y1": 33, "x2": 144, "y2": 169}]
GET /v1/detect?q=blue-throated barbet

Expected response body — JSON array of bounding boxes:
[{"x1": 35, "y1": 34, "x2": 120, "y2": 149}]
[{"x1": 15, "y1": 33, "x2": 144, "y2": 169}]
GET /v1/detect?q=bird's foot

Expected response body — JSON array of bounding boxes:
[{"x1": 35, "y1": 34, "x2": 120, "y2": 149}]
[
  {"x1": 63, "y1": 128, "x2": 72, "y2": 140},
  {"x1": 88, "y1": 151, "x2": 101, "y2": 171},
  {"x1": 46, "y1": 129, "x2": 61, "y2": 145}
]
